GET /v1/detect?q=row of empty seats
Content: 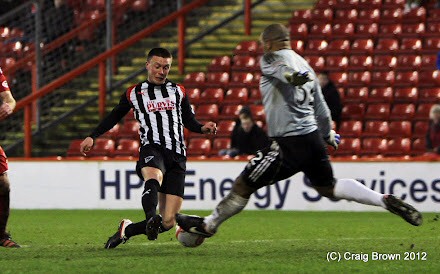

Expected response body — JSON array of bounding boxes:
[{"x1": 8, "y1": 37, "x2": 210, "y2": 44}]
[
  {"x1": 339, "y1": 120, "x2": 430, "y2": 137},
  {"x1": 342, "y1": 103, "x2": 434, "y2": 120},
  {"x1": 341, "y1": 87, "x2": 439, "y2": 103}
]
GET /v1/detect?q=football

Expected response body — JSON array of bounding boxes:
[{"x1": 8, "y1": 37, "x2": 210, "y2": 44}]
[{"x1": 175, "y1": 225, "x2": 205, "y2": 248}]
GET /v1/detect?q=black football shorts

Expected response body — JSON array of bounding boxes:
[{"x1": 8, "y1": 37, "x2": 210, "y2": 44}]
[
  {"x1": 136, "y1": 144, "x2": 186, "y2": 197},
  {"x1": 241, "y1": 130, "x2": 335, "y2": 189}
]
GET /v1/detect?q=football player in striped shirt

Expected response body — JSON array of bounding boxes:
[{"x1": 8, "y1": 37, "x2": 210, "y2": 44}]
[{"x1": 80, "y1": 48, "x2": 217, "y2": 249}]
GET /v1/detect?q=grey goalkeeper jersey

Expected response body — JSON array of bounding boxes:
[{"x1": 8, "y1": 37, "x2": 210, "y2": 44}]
[{"x1": 260, "y1": 48, "x2": 332, "y2": 138}]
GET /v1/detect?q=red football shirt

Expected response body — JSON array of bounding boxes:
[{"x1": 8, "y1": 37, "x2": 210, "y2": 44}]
[{"x1": 0, "y1": 67, "x2": 11, "y2": 93}]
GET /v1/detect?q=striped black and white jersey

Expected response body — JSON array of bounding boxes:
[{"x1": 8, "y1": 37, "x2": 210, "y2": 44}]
[{"x1": 89, "y1": 79, "x2": 203, "y2": 156}]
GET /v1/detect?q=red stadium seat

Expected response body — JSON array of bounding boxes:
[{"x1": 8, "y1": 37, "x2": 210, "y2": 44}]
[
  {"x1": 205, "y1": 72, "x2": 229, "y2": 88},
  {"x1": 423, "y1": 22, "x2": 440, "y2": 38},
  {"x1": 394, "y1": 71, "x2": 418, "y2": 87},
  {"x1": 332, "y1": 23, "x2": 355, "y2": 39},
  {"x1": 314, "y1": 0, "x2": 337, "y2": 9},
  {"x1": 380, "y1": 8, "x2": 403, "y2": 24},
  {"x1": 347, "y1": 71, "x2": 371, "y2": 87},
  {"x1": 228, "y1": 72, "x2": 254, "y2": 88},
  {"x1": 357, "y1": 9, "x2": 380, "y2": 24},
  {"x1": 249, "y1": 105, "x2": 266, "y2": 121},
  {"x1": 67, "y1": 140, "x2": 85, "y2": 157},
  {"x1": 389, "y1": 104, "x2": 415, "y2": 120},
  {"x1": 341, "y1": 104, "x2": 365, "y2": 120},
  {"x1": 216, "y1": 120, "x2": 236, "y2": 137},
  {"x1": 86, "y1": 0, "x2": 105, "y2": 10},
  {"x1": 231, "y1": 56, "x2": 258, "y2": 72},
  {"x1": 233, "y1": 41, "x2": 259, "y2": 56},
  {"x1": 289, "y1": 23, "x2": 308, "y2": 39},
  {"x1": 393, "y1": 87, "x2": 418, "y2": 103},
  {"x1": 117, "y1": 121, "x2": 139, "y2": 139},
  {"x1": 420, "y1": 54, "x2": 438, "y2": 70},
  {"x1": 385, "y1": 138, "x2": 411, "y2": 156},
  {"x1": 399, "y1": 38, "x2": 422, "y2": 54},
  {"x1": 388, "y1": 121, "x2": 412, "y2": 137},
  {"x1": 290, "y1": 9, "x2": 312, "y2": 24},
  {"x1": 362, "y1": 138, "x2": 388, "y2": 155},
  {"x1": 207, "y1": 56, "x2": 231, "y2": 72},
  {"x1": 411, "y1": 138, "x2": 427, "y2": 155},
  {"x1": 334, "y1": 138, "x2": 361, "y2": 156},
  {"x1": 372, "y1": 55, "x2": 397, "y2": 71},
  {"x1": 414, "y1": 103, "x2": 433, "y2": 120},
  {"x1": 87, "y1": 138, "x2": 115, "y2": 157},
  {"x1": 248, "y1": 88, "x2": 262, "y2": 104},
  {"x1": 124, "y1": 109, "x2": 135, "y2": 123},
  {"x1": 370, "y1": 71, "x2": 395, "y2": 87},
  {"x1": 329, "y1": 72, "x2": 348, "y2": 87},
  {"x1": 131, "y1": 0, "x2": 150, "y2": 12},
  {"x1": 211, "y1": 138, "x2": 232, "y2": 155},
  {"x1": 418, "y1": 71, "x2": 440, "y2": 88},
  {"x1": 402, "y1": 7, "x2": 426, "y2": 23},
  {"x1": 187, "y1": 138, "x2": 211, "y2": 156},
  {"x1": 333, "y1": 9, "x2": 358, "y2": 23},
  {"x1": 101, "y1": 124, "x2": 121, "y2": 140},
  {"x1": 368, "y1": 87, "x2": 393, "y2": 103},
  {"x1": 422, "y1": 38, "x2": 440, "y2": 54},
  {"x1": 304, "y1": 39, "x2": 328, "y2": 55},
  {"x1": 339, "y1": 120, "x2": 363, "y2": 137},
  {"x1": 196, "y1": 104, "x2": 219, "y2": 121},
  {"x1": 310, "y1": 8, "x2": 333, "y2": 22},
  {"x1": 308, "y1": 23, "x2": 332, "y2": 39},
  {"x1": 334, "y1": 0, "x2": 359, "y2": 9},
  {"x1": 183, "y1": 72, "x2": 206, "y2": 88},
  {"x1": 344, "y1": 87, "x2": 368, "y2": 103},
  {"x1": 376, "y1": 23, "x2": 402, "y2": 38},
  {"x1": 219, "y1": 104, "x2": 243, "y2": 120},
  {"x1": 186, "y1": 88, "x2": 201, "y2": 104},
  {"x1": 382, "y1": 0, "x2": 405, "y2": 8},
  {"x1": 351, "y1": 39, "x2": 374, "y2": 55},
  {"x1": 326, "y1": 39, "x2": 351, "y2": 55},
  {"x1": 400, "y1": 23, "x2": 425, "y2": 38},
  {"x1": 396, "y1": 55, "x2": 421, "y2": 71},
  {"x1": 304, "y1": 56, "x2": 326, "y2": 71},
  {"x1": 413, "y1": 121, "x2": 429, "y2": 137},
  {"x1": 427, "y1": 9, "x2": 440, "y2": 23},
  {"x1": 363, "y1": 121, "x2": 389, "y2": 137},
  {"x1": 325, "y1": 56, "x2": 348, "y2": 72},
  {"x1": 290, "y1": 40, "x2": 305, "y2": 54},
  {"x1": 365, "y1": 103, "x2": 391, "y2": 120},
  {"x1": 114, "y1": 139, "x2": 140, "y2": 158},
  {"x1": 418, "y1": 88, "x2": 440, "y2": 103},
  {"x1": 348, "y1": 56, "x2": 372, "y2": 71},
  {"x1": 354, "y1": 23, "x2": 378, "y2": 39},
  {"x1": 224, "y1": 88, "x2": 249, "y2": 104},
  {"x1": 200, "y1": 88, "x2": 224, "y2": 104},
  {"x1": 374, "y1": 39, "x2": 399, "y2": 55},
  {"x1": 358, "y1": 0, "x2": 382, "y2": 8}
]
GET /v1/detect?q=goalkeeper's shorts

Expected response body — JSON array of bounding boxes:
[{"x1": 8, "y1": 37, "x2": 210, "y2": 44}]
[{"x1": 241, "y1": 130, "x2": 334, "y2": 189}]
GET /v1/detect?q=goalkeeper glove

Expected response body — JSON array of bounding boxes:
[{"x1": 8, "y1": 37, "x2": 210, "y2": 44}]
[
  {"x1": 325, "y1": 130, "x2": 341, "y2": 150},
  {"x1": 284, "y1": 71, "x2": 313, "y2": 86}
]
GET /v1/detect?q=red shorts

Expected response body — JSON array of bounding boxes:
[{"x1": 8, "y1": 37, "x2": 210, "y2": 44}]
[{"x1": 0, "y1": 146, "x2": 8, "y2": 174}]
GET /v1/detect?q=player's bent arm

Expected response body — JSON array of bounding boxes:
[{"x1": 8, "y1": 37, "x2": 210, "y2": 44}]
[
  {"x1": 0, "y1": 91, "x2": 16, "y2": 110},
  {"x1": 181, "y1": 95, "x2": 204, "y2": 133}
]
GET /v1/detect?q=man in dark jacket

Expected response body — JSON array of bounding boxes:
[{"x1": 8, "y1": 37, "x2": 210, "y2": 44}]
[{"x1": 318, "y1": 71, "x2": 342, "y2": 131}]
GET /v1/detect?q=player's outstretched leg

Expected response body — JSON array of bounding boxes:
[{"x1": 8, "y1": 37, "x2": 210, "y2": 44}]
[
  {"x1": 104, "y1": 219, "x2": 133, "y2": 249},
  {"x1": 383, "y1": 195, "x2": 422, "y2": 226},
  {"x1": 146, "y1": 214, "x2": 162, "y2": 241},
  {"x1": 175, "y1": 213, "x2": 214, "y2": 238},
  {"x1": 0, "y1": 232, "x2": 20, "y2": 248}
]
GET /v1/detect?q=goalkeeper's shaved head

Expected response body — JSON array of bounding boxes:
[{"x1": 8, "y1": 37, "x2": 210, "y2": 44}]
[{"x1": 260, "y1": 23, "x2": 291, "y2": 53}]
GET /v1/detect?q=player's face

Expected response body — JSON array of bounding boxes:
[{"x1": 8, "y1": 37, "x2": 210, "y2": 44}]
[{"x1": 146, "y1": 56, "x2": 172, "y2": 85}]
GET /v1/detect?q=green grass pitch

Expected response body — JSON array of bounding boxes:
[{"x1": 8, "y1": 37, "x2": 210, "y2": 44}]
[{"x1": 2, "y1": 210, "x2": 439, "y2": 273}]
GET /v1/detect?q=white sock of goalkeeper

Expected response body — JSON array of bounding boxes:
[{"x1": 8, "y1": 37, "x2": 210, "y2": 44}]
[
  {"x1": 204, "y1": 191, "x2": 249, "y2": 233},
  {"x1": 334, "y1": 178, "x2": 386, "y2": 208}
]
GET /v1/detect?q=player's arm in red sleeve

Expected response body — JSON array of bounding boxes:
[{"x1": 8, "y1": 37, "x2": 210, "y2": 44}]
[{"x1": 0, "y1": 91, "x2": 16, "y2": 121}]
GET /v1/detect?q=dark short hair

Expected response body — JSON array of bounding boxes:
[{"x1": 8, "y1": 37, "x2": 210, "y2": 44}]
[
  {"x1": 239, "y1": 106, "x2": 253, "y2": 120},
  {"x1": 147, "y1": 48, "x2": 172, "y2": 61}
]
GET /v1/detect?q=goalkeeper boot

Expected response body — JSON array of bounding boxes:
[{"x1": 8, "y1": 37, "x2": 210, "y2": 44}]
[
  {"x1": 0, "y1": 233, "x2": 20, "y2": 248},
  {"x1": 104, "y1": 219, "x2": 132, "y2": 249},
  {"x1": 383, "y1": 195, "x2": 422, "y2": 226},
  {"x1": 175, "y1": 213, "x2": 214, "y2": 238},
  {"x1": 146, "y1": 214, "x2": 162, "y2": 241}
]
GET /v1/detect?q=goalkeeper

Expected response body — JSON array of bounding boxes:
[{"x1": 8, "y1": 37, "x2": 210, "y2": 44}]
[{"x1": 176, "y1": 23, "x2": 422, "y2": 237}]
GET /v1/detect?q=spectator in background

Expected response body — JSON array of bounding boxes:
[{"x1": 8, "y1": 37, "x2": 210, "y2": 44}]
[
  {"x1": 405, "y1": 0, "x2": 422, "y2": 11},
  {"x1": 426, "y1": 104, "x2": 440, "y2": 154},
  {"x1": 219, "y1": 106, "x2": 270, "y2": 157},
  {"x1": 317, "y1": 71, "x2": 342, "y2": 131}
]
